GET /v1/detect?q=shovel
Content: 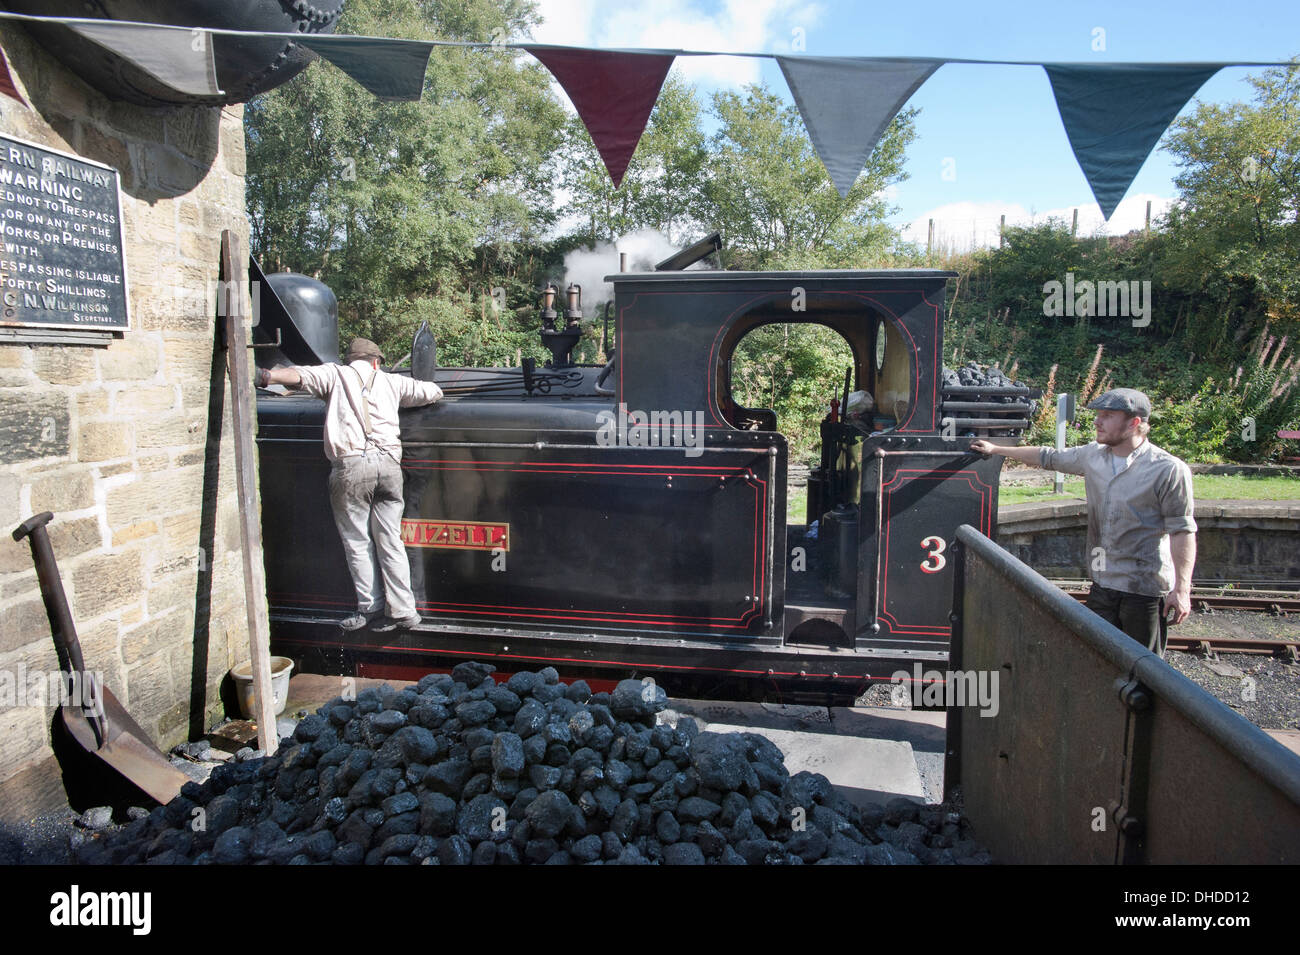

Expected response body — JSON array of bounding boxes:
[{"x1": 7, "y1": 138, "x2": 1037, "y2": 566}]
[{"x1": 12, "y1": 512, "x2": 189, "y2": 806}]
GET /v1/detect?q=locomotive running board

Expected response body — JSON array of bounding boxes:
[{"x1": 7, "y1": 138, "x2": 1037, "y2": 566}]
[{"x1": 268, "y1": 610, "x2": 949, "y2": 697}]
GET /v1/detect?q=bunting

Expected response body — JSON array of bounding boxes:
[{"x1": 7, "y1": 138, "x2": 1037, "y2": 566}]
[
  {"x1": 777, "y1": 56, "x2": 941, "y2": 197},
  {"x1": 66, "y1": 20, "x2": 222, "y2": 98},
  {"x1": 526, "y1": 46, "x2": 675, "y2": 188},
  {"x1": 1045, "y1": 63, "x2": 1221, "y2": 219},
  {"x1": 296, "y1": 35, "x2": 433, "y2": 102},
  {"x1": 0, "y1": 12, "x2": 1287, "y2": 214},
  {"x1": 0, "y1": 46, "x2": 24, "y2": 106}
]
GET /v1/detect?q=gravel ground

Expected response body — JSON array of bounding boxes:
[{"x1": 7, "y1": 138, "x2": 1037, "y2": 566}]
[
  {"x1": 860, "y1": 609, "x2": 1300, "y2": 733},
  {"x1": 1167, "y1": 609, "x2": 1300, "y2": 731}
]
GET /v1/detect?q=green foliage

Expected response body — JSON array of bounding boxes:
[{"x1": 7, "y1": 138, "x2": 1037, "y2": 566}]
[
  {"x1": 245, "y1": 0, "x2": 565, "y2": 362},
  {"x1": 1158, "y1": 61, "x2": 1300, "y2": 358},
  {"x1": 730, "y1": 323, "x2": 853, "y2": 462},
  {"x1": 701, "y1": 86, "x2": 913, "y2": 270}
]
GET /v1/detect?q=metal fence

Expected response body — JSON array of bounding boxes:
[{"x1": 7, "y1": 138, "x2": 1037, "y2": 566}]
[{"x1": 946, "y1": 524, "x2": 1300, "y2": 864}]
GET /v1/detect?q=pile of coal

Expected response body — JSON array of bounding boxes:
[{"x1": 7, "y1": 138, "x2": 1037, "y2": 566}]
[
  {"x1": 942, "y1": 361, "x2": 1039, "y2": 430},
  {"x1": 74, "y1": 663, "x2": 991, "y2": 865}
]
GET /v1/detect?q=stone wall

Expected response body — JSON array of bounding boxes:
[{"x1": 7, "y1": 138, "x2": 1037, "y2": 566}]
[
  {"x1": 997, "y1": 500, "x2": 1300, "y2": 584},
  {"x1": 0, "y1": 26, "x2": 257, "y2": 819}
]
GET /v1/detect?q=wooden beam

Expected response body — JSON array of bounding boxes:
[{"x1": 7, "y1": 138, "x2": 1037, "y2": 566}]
[{"x1": 220, "y1": 230, "x2": 278, "y2": 756}]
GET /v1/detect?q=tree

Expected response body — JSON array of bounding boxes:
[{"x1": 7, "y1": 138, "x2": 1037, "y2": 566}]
[
  {"x1": 1159, "y1": 61, "x2": 1300, "y2": 356},
  {"x1": 701, "y1": 84, "x2": 915, "y2": 269},
  {"x1": 244, "y1": 0, "x2": 566, "y2": 359}
]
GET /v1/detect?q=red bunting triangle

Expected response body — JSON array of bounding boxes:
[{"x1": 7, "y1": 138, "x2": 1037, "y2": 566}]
[
  {"x1": 526, "y1": 46, "x2": 674, "y2": 188},
  {"x1": 0, "y1": 46, "x2": 26, "y2": 107}
]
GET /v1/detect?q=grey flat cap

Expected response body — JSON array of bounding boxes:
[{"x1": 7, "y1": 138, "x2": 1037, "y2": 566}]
[{"x1": 1086, "y1": 387, "x2": 1151, "y2": 419}]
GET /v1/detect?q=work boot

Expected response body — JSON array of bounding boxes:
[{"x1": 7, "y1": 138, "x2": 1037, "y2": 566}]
[
  {"x1": 339, "y1": 609, "x2": 384, "y2": 631},
  {"x1": 372, "y1": 613, "x2": 421, "y2": 632}
]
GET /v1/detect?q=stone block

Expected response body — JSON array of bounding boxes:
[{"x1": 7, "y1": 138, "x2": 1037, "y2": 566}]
[
  {"x1": 164, "y1": 108, "x2": 220, "y2": 161},
  {"x1": 113, "y1": 384, "x2": 175, "y2": 415},
  {"x1": 77, "y1": 420, "x2": 132, "y2": 462},
  {"x1": 0, "y1": 345, "x2": 31, "y2": 368},
  {"x1": 0, "y1": 392, "x2": 70, "y2": 462},
  {"x1": 124, "y1": 649, "x2": 175, "y2": 723},
  {"x1": 140, "y1": 145, "x2": 205, "y2": 197},
  {"x1": 104, "y1": 468, "x2": 200, "y2": 526},
  {"x1": 110, "y1": 519, "x2": 157, "y2": 547},
  {"x1": 163, "y1": 337, "x2": 217, "y2": 384},
  {"x1": 78, "y1": 122, "x2": 132, "y2": 188},
  {"x1": 121, "y1": 610, "x2": 185, "y2": 666},
  {"x1": 49, "y1": 516, "x2": 102, "y2": 561},
  {"x1": 0, "y1": 705, "x2": 52, "y2": 780},
  {"x1": 0, "y1": 471, "x2": 21, "y2": 532},
  {"x1": 31, "y1": 347, "x2": 99, "y2": 386},
  {"x1": 70, "y1": 549, "x2": 143, "y2": 621},
  {"x1": 136, "y1": 412, "x2": 203, "y2": 450},
  {"x1": 99, "y1": 337, "x2": 159, "y2": 381},
  {"x1": 75, "y1": 390, "x2": 109, "y2": 418},
  {"x1": 0, "y1": 598, "x2": 50, "y2": 655},
  {"x1": 29, "y1": 470, "x2": 93, "y2": 512},
  {"x1": 146, "y1": 572, "x2": 195, "y2": 620}
]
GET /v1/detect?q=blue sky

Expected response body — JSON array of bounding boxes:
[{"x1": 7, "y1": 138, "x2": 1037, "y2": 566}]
[{"x1": 530, "y1": 0, "x2": 1299, "y2": 249}]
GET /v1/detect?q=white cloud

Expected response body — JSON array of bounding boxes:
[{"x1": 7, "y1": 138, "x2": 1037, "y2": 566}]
[
  {"x1": 529, "y1": 0, "x2": 824, "y2": 90},
  {"x1": 900, "y1": 194, "x2": 1177, "y2": 252}
]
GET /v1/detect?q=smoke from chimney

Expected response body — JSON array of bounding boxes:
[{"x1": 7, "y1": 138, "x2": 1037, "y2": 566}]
[{"x1": 562, "y1": 229, "x2": 700, "y2": 309}]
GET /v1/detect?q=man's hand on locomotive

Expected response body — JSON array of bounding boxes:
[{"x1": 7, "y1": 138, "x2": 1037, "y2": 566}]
[{"x1": 255, "y1": 367, "x2": 271, "y2": 389}]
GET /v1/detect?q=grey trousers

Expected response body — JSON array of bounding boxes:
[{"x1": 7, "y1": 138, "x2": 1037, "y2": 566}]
[{"x1": 328, "y1": 450, "x2": 416, "y2": 619}]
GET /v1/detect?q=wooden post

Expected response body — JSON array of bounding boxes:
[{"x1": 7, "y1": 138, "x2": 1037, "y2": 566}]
[
  {"x1": 1071, "y1": 208, "x2": 1078, "y2": 236},
  {"x1": 220, "y1": 230, "x2": 278, "y2": 757},
  {"x1": 927, "y1": 218, "x2": 934, "y2": 255},
  {"x1": 1145, "y1": 200, "x2": 1152, "y2": 234},
  {"x1": 999, "y1": 214, "x2": 1005, "y2": 248}
]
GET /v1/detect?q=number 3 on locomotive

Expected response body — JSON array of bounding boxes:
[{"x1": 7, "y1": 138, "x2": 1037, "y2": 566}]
[{"x1": 919, "y1": 536, "x2": 946, "y2": 574}]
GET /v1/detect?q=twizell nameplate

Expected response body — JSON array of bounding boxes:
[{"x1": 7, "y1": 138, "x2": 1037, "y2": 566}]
[
  {"x1": 0, "y1": 133, "x2": 129, "y2": 332},
  {"x1": 400, "y1": 518, "x2": 510, "y2": 551}
]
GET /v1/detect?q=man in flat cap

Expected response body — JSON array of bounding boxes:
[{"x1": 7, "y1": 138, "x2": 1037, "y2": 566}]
[
  {"x1": 257, "y1": 338, "x2": 443, "y2": 631},
  {"x1": 971, "y1": 388, "x2": 1197, "y2": 654}
]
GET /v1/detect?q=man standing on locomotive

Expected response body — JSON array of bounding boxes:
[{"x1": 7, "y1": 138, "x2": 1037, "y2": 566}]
[
  {"x1": 970, "y1": 388, "x2": 1196, "y2": 654},
  {"x1": 256, "y1": 338, "x2": 443, "y2": 632}
]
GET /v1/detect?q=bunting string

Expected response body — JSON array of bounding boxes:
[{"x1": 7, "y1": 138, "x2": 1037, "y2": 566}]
[{"x1": 1, "y1": 11, "x2": 1294, "y2": 218}]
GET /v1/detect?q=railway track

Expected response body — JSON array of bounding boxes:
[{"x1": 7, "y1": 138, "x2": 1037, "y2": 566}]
[{"x1": 1048, "y1": 579, "x2": 1300, "y2": 661}]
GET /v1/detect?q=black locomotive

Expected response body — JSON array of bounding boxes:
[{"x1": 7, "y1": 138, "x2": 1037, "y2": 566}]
[{"x1": 253, "y1": 247, "x2": 1038, "y2": 700}]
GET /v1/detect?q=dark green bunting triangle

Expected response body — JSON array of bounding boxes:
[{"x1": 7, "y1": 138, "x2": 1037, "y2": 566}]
[{"x1": 1044, "y1": 63, "x2": 1220, "y2": 219}]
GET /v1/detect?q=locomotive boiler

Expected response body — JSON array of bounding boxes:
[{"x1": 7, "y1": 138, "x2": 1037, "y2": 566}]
[{"x1": 253, "y1": 252, "x2": 1038, "y2": 701}]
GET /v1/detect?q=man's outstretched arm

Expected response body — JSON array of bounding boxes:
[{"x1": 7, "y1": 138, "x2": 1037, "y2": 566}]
[
  {"x1": 256, "y1": 366, "x2": 302, "y2": 389},
  {"x1": 970, "y1": 439, "x2": 1045, "y2": 466}
]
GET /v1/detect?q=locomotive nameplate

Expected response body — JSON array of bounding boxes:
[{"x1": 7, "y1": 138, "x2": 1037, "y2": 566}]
[{"x1": 401, "y1": 518, "x2": 509, "y2": 551}]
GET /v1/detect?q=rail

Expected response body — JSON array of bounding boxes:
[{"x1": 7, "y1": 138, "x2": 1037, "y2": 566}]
[{"x1": 947, "y1": 524, "x2": 1300, "y2": 864}]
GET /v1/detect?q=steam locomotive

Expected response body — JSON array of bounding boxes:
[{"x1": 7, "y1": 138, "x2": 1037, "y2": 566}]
[{"x1": 253, "y1": 239, "x2": 1038, "y2": 701}]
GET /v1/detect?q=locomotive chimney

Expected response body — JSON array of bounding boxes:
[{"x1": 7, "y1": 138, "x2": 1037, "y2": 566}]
[{"x1": 619, "y1": 252, "x2": 628, "y2": 273}]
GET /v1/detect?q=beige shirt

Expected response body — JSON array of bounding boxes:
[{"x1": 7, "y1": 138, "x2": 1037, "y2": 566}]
[
  {"x1": 292, "y1": 359, "x2": 443, "y2": 463},
  {"x1": 1039, "y1": 439, "x2": 1197, "y2": 597}
]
